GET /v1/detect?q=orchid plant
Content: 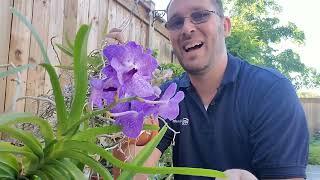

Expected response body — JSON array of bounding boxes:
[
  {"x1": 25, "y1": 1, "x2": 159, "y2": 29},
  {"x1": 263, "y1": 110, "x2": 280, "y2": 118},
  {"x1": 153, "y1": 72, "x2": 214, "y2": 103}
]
[
  {"x1": 0, "y1": 8, "x2": 225, "y2": 180},
  {"x1": 90, "y1": 41, "x2": 184, "y2": 138}
]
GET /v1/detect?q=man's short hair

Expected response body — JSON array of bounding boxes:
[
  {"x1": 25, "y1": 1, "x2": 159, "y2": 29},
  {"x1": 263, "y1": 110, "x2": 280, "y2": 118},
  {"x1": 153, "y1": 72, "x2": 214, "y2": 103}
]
[{"x1": 166, "y1": 0, "x2": 224, "y2": 17}]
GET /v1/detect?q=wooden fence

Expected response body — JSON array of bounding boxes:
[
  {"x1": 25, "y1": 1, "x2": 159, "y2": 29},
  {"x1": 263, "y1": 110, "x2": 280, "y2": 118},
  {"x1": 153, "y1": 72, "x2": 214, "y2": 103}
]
[
  {"x1": 301, "y1": 98, "x2": 320, "y2": 134},
  {"x1": 0, "y1": 0, "x2": 175, "y2": 114}
]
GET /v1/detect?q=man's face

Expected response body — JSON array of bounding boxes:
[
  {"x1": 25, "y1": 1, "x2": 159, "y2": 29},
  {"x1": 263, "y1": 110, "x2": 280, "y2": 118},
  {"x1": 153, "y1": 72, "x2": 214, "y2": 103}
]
[{"x1": 167, "y1": 0, "x2": 230, "y2": 75}]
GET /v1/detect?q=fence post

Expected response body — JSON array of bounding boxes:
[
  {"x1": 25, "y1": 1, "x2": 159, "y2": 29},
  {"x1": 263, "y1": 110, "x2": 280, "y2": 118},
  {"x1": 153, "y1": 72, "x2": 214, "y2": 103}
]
[
  {"x1": 0, "y1": 0, "x2": 13, "y2": 114},
  {"x1": 147, "y1": 1, "x2": 155, "y2": 50}
]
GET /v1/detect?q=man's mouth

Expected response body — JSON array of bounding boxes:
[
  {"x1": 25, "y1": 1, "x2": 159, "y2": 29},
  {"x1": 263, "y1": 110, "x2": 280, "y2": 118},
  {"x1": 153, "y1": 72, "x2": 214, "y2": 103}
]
[{"x1": 183, "y1": 42, "x2": 204, "y2": 52}]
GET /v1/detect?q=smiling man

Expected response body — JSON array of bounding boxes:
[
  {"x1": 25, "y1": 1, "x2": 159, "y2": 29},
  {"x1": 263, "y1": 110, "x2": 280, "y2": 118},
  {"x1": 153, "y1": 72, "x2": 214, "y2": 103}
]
[{"x1": 109, "y1": 0, "x2": 309, "y2": 179}]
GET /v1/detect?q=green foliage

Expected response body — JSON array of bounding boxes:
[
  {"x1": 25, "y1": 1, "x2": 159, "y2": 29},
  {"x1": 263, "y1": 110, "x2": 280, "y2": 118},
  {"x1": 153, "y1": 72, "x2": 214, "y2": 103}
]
[
  {"x1": 160, "y1": 63, "x2": 185, "y2": 78},
  {"x1": 225, "y1": 0, "x2": 319, "y2": 89},
  {"x1": 309, "y1": 134, "x2": 320, "y2": 165},
  {"x1": 152, "y1": 48, "x2": 160, "y2": 58},
  {"x1": 153, "y1": 146, "x2": 174, "y2": 180}
]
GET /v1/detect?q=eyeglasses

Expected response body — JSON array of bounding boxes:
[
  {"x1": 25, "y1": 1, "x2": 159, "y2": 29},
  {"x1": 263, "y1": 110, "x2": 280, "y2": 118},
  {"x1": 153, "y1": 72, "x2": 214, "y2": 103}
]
[{"x1": 165, "y1": 10, "x2": 222, "y2": 31}]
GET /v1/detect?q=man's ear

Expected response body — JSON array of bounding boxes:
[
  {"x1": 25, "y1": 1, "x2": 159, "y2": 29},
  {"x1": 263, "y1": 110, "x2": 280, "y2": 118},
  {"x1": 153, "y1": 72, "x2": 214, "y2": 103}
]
[{"x1": 223, "y1": 17, "x2": 231, "y2": 37}]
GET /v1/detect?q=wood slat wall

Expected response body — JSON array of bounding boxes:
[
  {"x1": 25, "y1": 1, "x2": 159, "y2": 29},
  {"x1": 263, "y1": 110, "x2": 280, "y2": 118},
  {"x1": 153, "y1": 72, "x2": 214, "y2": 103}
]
[
  {"x1": 301, "y1": 98, "x2": 320, "y2": 134},
  {"x1": 0, "y1": 0, "x2": 174, "y2": 114}
]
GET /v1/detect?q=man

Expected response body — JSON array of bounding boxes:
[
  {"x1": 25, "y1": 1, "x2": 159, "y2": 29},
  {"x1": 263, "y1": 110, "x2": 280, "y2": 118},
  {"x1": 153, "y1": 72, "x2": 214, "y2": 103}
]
[{"x1": 108, "y1": 0, "x2": 309, "y2": 179}]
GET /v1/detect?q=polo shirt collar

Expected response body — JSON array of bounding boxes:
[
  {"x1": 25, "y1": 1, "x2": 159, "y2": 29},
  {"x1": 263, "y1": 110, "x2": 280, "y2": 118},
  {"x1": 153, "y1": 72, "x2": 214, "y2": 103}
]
[{"x1": 178, "y1": 53, "x2": 241, "y2": 88}]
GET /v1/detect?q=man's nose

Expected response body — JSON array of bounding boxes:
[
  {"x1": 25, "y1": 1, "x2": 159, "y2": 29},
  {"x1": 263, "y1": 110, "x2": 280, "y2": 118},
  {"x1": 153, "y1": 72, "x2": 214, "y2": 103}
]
[{"x1": 181, "y1": 18, "x2": 196, "y2": 35}]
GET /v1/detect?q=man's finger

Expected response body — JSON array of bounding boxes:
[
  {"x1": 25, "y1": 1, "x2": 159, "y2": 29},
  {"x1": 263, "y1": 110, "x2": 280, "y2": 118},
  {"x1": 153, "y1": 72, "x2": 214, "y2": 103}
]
[
  {"x1": 216, "y1": 169, "x2": 257, "y2": 180},
  {"x1": 105, "y1": 28, "x2": 125, "y2": 44}
]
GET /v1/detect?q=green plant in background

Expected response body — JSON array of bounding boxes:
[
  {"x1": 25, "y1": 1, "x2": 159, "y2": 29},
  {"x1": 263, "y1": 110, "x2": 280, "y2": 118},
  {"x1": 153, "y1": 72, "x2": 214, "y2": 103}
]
[
  {"x1": 160, "y1": 63, "x2": 185, "y2": 78},
  {"x1": 309, "y1": 143, "x2": 320, "y2": 165},
  {"x1": 224, "y1": 0, "x2": 320, "y2": 89},
  {"x1": 309, "y1": 132, "x2": 320, "y2": 165},
  {"x1": 0, "y1": 7, "x2": 226, "y2": 180}
]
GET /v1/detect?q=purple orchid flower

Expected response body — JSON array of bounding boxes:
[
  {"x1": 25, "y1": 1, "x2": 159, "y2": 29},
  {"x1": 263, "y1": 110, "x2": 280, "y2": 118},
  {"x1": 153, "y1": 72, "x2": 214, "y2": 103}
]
[
  {"x1": 103, "y1": 41, "x2": 158, "y2": 97},
  {"x1": 157, "y1": 83, "x2": 185, "y2": 120},
  {"x1": 114, "y1": 112, "x2": 144, "y2": 138},
  {"x1": 90, "y1": 41, "x2": 185, "y2": 138},
  {"x1": 89, "y1": 78, "x2": 117, "y2": 108}
]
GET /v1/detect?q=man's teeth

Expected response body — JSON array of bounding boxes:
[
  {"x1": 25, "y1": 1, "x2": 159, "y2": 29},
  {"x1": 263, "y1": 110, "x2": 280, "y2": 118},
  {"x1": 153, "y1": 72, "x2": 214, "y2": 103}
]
[
  {"x1": 185, "y1": 43, "x2": 202, "y2": 49},
  {"x1": 184, "y1": 42, "x2": 203, "y2": 51}
]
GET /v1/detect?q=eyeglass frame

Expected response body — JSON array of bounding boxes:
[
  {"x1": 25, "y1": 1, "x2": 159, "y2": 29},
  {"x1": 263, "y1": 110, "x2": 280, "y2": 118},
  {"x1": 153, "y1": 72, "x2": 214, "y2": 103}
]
[{"x1": 165, "y1": 10, "x2": 223, "y2": 31}]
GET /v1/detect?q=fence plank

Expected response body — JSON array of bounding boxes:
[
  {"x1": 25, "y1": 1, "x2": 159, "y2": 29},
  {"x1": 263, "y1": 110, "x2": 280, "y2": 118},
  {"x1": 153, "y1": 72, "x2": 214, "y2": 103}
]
[
  {"x1": 25, "y1": 0, "x2": 50, "y2": 114},
  {"x1": 60, "y1": 0, "x2": 78, "y2": 86},
  {"x1": 5, "y1": 0, "x2": 34, "y2": 112},
  {"x1": 301, "y1": 98, "x2": 320, "y2": 134},
  {"x1": 109, "y1": 0, "x2": 117, "y2": 30},
  {"x1": 44, "y1": 0, "x2": 64, "y2": 93},
  {"x1": 88, "y1": 0, "x2": 100, "y2": 52},
  {"x1": 0, "y1": 0, "x2": 14, "y2": 113},
  {"x1": 77, "y1": 0, "x2": 90, "y2": 29},
  {"x1": 97, "y1": 0, "x2": 110, "y2": 46}
]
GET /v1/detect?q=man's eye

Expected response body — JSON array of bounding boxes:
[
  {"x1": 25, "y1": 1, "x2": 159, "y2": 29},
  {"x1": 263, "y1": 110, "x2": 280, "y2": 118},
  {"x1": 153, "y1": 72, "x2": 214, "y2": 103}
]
[
  {"x1": 171, "y1": 18, "x2": 184, "y2": 27},
  {"x1": 192, "y1": 12, "x2": 210, "y2": 21}
]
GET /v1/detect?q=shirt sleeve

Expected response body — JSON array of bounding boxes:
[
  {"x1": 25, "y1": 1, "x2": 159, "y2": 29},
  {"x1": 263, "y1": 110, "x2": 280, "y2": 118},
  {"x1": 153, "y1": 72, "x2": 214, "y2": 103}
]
[{"x1": 249, "y1": 78, "x2": 309, "y2": 179}]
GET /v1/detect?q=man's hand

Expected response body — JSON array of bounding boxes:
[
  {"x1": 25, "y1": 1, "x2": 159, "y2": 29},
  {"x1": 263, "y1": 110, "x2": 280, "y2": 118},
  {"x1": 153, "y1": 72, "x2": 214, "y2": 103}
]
[{"x1": 216, "y1": 169, "x2": 257, "y2": 180}]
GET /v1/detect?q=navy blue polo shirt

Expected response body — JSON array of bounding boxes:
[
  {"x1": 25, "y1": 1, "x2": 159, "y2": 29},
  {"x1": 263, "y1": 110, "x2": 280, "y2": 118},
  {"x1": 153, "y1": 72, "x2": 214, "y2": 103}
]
[{"x1": 157, "y1": 54, "x2": 309, "y2": 179}]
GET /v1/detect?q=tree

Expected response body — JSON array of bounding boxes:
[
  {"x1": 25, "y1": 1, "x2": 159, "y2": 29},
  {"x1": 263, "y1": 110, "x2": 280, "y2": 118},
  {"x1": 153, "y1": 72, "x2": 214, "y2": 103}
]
[{"x1": 225, "y1": 0, "x2": 320, "y2": 89}]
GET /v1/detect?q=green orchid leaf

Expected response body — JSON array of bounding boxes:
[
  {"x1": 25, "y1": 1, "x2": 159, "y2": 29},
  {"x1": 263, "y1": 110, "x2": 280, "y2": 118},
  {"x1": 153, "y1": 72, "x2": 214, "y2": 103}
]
[
  {"x1": 118, "y1": 125, "x2": 168, "y2": 179},
  {"x1": 55, "y1": 43, "x2": 73, "y2": 57},
  {"x1": 0, "y1": 64, "x2": 35, "y2": 79},
  {"x1": 0, "y1": 142, "x2": 38, "y2": 163},
  {"x1": 0, "y1": 162, "x2": 18, "y2": 179},
  {"x1": 41, "y1": 168, "x2": 56, "y2": 180},
  {"x1": 32, "y1": 170, "x2": 49, "y2": 180},
  {"x1": 54, "y1": 65, "x2": 74, "y2": 70},
  {"x1": 143, "y1": 124, "x2": 160, "y2": 131},
  {"x1": 46, "y1": 160, "x2": 72, "y2": 180},
  {"x1": 58, "y1": 159, "x2": 87, "y2": 180},
  {"x1": 47, "y1": 160, "x2": 77, "y2": 180},
  {"x1": 0, "y1": 126, "x2": 43, "y2": 160},
  {"x1": 42, "y1": 139, "x2": 58, "y2": 159},
  {"x1": 10, "y1": 7, "x2": 50, "y2": 64},
  {"x1": 72, "y1": 125, "x2": 121, "y2": 141},
  {"x1": 57, "y1": 150, "x2": 113, "y2": 180},
  {"x1": 0, "y1": 165, "x2": 16, "y2": 180},
  {"x1": 0, "y1": 174, "x2": 15, "y2": 180},
  {"x1": 0, "y1": 153, "x2": 20, "y2": 175},
  {"x1": 40, "y1": 64, "x2": 68, "y2": 137},
  {"x1": 65, "y1": 32, "x2": 75, "y2": 50},
  {"x1": 41, "y1": 165, "x2": 66, "y2": 180},
  {"x1": 67, "y1": 24, "x2": 91, "y2": 135},
  {"x1": 61, "y1": 140, "x2": 225, "y2": 178},
  {"x1": 0, "y1": 113, "x2": 54, "y2": 146}
]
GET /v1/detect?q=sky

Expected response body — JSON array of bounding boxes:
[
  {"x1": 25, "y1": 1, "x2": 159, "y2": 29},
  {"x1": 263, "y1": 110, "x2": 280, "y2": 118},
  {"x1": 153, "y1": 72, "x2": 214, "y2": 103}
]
[{"x1": 153, "y1": 0, "x2": 320, "y2": 71}]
